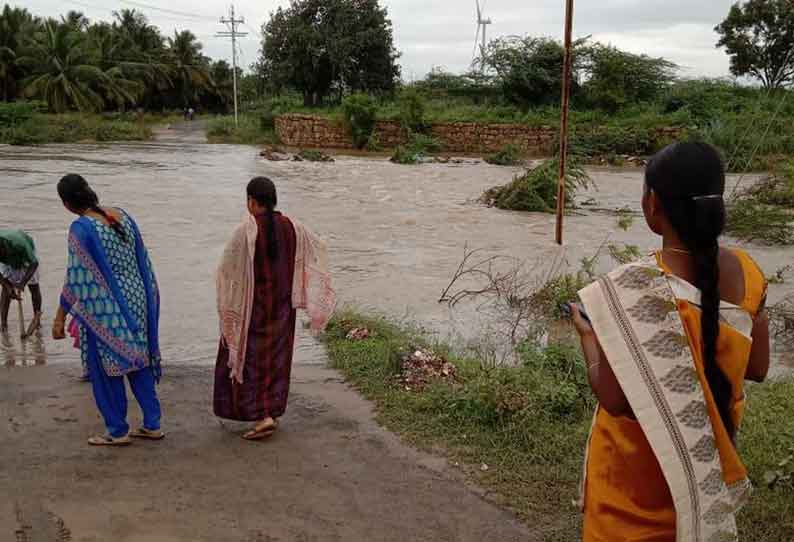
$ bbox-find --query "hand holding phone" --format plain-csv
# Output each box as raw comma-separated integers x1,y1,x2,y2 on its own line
560,302,590,324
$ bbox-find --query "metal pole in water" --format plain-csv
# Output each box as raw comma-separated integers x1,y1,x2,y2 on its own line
555,0,575,245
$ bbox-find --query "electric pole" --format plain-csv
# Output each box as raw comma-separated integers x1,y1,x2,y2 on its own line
218,4,247,126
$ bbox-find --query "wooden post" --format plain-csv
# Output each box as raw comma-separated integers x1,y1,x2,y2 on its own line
17,297,25,340
555,0,575,245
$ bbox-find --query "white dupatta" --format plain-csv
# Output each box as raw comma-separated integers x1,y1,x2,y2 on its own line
216,214,336,384
578,256,751,542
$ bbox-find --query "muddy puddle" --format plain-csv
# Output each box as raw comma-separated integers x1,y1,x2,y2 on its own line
1,141,791,374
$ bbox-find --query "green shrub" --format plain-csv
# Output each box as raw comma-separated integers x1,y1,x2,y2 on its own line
258,96,298,130
390,132,442,164
485,143,524,166
397,87,427,133
342,93,379,149
480,156,591,212
0,101,47,127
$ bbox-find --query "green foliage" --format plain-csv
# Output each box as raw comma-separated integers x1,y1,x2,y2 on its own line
0,100,45,126
396,87,426,133
580,44,677,112
390,132,442,164
0,7,228,113
0,113,149,145
485,143,524,166
342,93,378,149
258,0,400,106
716,0,794,89
737,379,794,541
726,162,794,245
297,149,334,162
481,157,591,212
727,199,794,245
616,208,635,231
257,96,299,130
530,272,591,319
206,114,279,145
483,36,568,109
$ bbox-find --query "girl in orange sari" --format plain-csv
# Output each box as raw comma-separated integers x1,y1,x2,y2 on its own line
572,142,770,542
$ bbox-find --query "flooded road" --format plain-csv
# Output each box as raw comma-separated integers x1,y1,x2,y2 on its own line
1,139,792,372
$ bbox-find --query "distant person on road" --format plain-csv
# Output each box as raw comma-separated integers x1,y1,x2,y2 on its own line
571,142,770,541
0,229,43,337
53,174,164,446
188,107,195,121
214,177,336,440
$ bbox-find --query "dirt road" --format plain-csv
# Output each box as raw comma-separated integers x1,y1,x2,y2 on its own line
0,348,534,542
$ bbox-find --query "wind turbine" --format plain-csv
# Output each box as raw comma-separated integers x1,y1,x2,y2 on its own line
473,0,492,73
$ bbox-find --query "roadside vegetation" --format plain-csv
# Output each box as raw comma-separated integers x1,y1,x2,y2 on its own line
323,310,794,541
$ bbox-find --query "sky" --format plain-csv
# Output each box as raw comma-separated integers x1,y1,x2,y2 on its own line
16,0,739,80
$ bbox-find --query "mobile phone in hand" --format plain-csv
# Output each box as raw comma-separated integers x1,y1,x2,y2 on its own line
560,302,591,324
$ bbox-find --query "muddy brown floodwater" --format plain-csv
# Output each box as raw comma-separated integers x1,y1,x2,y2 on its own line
1,140,791,374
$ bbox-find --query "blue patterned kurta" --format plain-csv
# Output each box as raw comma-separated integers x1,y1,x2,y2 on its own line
62,211,161,379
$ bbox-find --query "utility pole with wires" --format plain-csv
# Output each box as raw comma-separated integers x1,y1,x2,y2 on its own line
217,4,247,126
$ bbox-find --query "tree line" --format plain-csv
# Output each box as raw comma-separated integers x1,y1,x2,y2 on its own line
0,5,234,113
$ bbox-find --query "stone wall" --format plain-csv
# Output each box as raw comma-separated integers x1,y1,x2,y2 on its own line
274,114,681,156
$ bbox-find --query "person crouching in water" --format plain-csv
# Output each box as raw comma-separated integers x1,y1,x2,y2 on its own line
0,229,43,337
214,177,336,440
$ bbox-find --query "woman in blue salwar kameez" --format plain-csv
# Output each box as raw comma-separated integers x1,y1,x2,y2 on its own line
52,174,164,446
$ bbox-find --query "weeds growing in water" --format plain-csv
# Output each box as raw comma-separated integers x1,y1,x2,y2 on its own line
726,163,794,245
485,143,524,166
616,207,635,231
390,132,443,164
480,156,591,212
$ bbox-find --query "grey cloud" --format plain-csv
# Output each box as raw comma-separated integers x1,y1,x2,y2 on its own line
21,0,737,79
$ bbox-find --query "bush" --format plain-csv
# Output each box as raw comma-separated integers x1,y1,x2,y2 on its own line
481,156,591,212
397,87,427,133
0,101,47,127
257,96,299,130
390,132,442,164
485,143,524,166
342,93,379,149
206,114,279,145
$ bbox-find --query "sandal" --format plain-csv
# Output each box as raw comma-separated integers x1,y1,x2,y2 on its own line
130,427,165,440
242,420,278,441
88,434,132,446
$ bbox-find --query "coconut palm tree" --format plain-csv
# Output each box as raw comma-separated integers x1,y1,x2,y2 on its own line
0,5,34,101
167,30,212,107
19,21,108,112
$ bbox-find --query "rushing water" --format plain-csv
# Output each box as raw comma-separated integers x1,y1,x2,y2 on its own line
1,139,791,373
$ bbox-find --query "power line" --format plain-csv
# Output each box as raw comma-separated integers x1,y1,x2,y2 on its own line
116,0,217,22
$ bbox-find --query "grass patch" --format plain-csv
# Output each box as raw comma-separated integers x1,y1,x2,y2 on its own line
323,310,592,538
323,309,794,540
207,115,279,145
480,156,591,212
737,379,794,541
0,113,152,144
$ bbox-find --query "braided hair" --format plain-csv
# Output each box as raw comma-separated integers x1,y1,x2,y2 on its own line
57,174,127,242
645,142,735,439
247,177,279,261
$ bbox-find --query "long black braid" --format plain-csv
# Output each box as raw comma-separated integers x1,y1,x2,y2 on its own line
646,142,735,439
247,177,279,261
57,174,127,242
